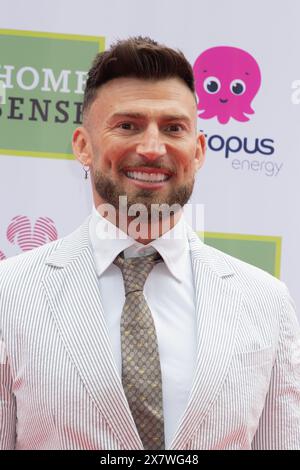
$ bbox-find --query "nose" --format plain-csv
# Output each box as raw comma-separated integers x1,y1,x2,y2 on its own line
136,125,166,160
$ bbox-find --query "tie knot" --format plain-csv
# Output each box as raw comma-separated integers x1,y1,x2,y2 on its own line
114,251,162,295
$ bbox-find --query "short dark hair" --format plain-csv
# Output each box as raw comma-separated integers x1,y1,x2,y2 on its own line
83,36,195,114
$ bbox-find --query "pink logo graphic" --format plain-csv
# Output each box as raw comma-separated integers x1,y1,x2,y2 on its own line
0,250,6,261
193,46,261,124
6,216,58,252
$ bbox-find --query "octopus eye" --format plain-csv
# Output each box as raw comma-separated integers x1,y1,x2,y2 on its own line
203,76,221,94
230,79,246,95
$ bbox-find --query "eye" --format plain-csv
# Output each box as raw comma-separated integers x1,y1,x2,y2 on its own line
165,123,184,133
203,76,221,94
230,79,246,95
118,122,137,130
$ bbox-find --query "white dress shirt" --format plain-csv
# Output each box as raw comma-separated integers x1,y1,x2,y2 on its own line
89,206,197,448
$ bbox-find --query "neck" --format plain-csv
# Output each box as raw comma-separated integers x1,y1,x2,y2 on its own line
95,200,182,244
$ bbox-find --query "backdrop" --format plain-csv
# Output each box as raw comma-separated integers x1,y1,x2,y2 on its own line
0,0,299,318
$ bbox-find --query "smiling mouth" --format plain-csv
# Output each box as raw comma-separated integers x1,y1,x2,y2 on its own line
220,99,228,104
123,167,172,183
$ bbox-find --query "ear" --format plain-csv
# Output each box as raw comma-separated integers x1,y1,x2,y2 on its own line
194,132,206,172
72,126,92,167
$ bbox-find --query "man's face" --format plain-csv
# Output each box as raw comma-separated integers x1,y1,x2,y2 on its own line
75,77,205,214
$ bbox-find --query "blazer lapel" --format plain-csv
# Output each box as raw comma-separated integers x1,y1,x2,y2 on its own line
42,219,143,450
169,228,243,450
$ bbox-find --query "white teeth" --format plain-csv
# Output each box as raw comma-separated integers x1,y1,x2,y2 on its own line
125,171,169,182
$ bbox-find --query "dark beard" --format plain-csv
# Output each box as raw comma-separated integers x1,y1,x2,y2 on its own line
93,170,194,220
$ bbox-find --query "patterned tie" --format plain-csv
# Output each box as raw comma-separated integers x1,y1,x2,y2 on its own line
114,250,165,450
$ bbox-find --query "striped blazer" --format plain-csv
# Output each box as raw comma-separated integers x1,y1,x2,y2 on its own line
0,217,299,450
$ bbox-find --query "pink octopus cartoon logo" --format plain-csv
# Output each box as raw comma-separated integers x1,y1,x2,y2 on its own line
193,46,261,124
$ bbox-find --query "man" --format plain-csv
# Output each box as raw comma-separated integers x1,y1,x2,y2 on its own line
0,37,299,450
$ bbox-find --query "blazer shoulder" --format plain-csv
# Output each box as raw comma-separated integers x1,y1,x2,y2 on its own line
200,240,289,298
0,218,89,290
0,237,61,286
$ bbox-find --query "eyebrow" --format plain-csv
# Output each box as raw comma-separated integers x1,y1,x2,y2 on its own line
108,112,192,123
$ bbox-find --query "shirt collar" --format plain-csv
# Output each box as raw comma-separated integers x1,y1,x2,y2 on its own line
89,206,190,282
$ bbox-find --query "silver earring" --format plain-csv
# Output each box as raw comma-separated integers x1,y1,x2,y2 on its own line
83,165,90,179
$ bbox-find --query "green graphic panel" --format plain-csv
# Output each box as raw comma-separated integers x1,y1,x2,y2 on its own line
0,30,105,159
203,233,281,278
